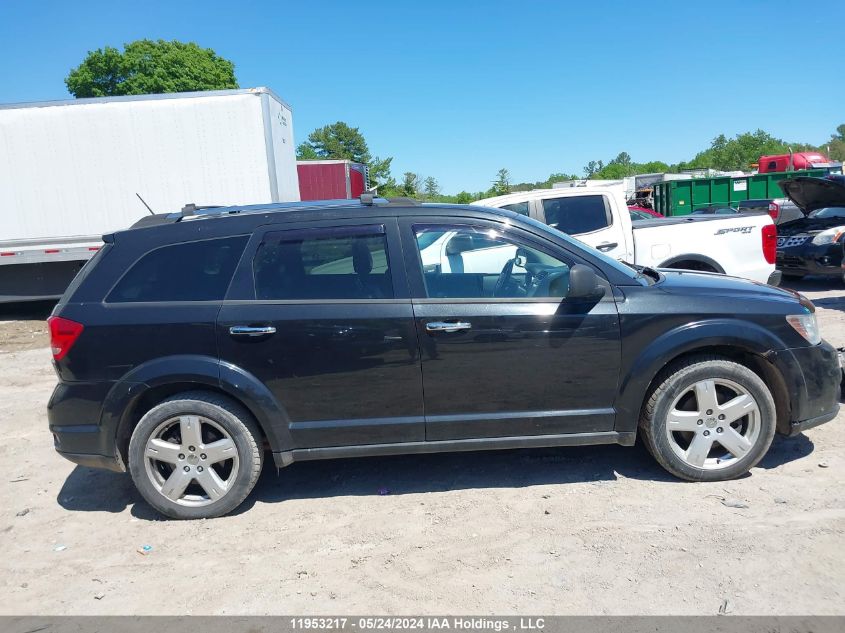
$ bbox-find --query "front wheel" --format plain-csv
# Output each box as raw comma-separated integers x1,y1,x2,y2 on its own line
640,356,776,481
128,391,264,519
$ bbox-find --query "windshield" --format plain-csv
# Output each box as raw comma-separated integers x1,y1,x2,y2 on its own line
808,206,845,219
515,213,640,280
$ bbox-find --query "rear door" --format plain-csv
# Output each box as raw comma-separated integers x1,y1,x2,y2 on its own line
400,216,622,441
217,218,424,449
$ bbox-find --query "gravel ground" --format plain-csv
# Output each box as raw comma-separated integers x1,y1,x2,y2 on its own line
0,280,842,615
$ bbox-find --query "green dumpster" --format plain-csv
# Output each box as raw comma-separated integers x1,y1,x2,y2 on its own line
653,169,830,216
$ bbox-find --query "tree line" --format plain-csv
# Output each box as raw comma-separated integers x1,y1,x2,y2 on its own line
65,39,845,201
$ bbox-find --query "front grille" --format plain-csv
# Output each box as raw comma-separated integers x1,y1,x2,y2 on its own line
777,236,808,248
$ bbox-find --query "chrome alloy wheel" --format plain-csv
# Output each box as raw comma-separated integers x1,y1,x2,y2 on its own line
143,415,239,506
664,378,761,470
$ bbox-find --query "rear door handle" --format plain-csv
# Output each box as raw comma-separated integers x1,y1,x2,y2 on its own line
229,325,276,337
596,242,618,252
425,321,472,333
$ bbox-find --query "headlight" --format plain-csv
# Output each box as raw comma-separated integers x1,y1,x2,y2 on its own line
810,226,845,245
786,312,821,345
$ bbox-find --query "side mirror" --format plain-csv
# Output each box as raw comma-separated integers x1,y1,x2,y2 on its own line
514,247,529,268
567,264,604,299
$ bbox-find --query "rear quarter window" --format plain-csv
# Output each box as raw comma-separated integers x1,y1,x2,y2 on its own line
107,236,248,303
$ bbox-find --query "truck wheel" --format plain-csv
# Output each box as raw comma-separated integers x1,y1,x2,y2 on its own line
640,356,776,482
128,391,264,519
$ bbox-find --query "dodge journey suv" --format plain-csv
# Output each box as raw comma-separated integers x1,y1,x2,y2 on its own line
48,197,841,518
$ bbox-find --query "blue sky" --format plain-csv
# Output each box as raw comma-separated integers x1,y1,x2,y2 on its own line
1,1,842,193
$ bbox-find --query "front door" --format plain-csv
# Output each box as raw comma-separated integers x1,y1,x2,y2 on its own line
217,220,424,449
402,218,622,441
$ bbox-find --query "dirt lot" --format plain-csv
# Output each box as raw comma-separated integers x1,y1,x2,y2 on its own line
0,281,842,616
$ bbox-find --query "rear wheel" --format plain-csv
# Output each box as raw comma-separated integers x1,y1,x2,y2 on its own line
640,356,776,481
128,391,264,519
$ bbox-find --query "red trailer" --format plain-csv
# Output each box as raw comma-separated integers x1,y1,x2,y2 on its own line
297,159,369,200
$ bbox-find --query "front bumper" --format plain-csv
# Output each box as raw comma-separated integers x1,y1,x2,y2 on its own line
768,340,841,436
776,240,844,277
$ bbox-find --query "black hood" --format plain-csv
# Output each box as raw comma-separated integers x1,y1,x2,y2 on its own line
778,175,845,213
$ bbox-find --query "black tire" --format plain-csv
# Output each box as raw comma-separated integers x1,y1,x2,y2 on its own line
781,274,805,282
128,391,264,519
639,355,776,482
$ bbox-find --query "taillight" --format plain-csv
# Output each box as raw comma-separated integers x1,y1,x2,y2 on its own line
47,316,84,361
762,224,777,265
768,202,779,220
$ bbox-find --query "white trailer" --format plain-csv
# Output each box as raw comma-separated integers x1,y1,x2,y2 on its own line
0,87,298,302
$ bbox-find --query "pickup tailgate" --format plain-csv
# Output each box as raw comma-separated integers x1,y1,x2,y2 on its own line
631,213,776,284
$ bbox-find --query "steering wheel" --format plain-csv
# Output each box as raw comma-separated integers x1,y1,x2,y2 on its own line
493,258,516,297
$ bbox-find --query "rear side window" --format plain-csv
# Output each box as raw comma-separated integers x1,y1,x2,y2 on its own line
541,195,611,235
253,226,393,300
501,202,530,216
107,236,248,303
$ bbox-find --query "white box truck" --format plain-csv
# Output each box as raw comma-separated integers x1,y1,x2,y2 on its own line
0,87,298,302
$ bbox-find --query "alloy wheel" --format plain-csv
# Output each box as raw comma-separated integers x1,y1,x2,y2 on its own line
664,378,761,470
143,415,240,506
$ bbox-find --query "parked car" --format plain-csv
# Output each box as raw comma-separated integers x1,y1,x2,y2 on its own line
628,205,663,219
738,198,804,225
476,188,779,284
629,208,656,221
47,197,840,518
776,175,845,283
691,205,739,215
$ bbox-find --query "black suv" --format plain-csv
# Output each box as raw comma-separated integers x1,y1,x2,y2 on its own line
47,198,841,518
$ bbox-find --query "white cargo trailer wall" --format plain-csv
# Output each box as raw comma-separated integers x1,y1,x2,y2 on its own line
0,88,298,244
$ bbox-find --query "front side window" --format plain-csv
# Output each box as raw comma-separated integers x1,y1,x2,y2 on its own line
107,236,248,303
253,226,393,300
414,225,573,299
541,194,611,235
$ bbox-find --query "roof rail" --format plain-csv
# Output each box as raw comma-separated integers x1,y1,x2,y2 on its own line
178,203,225,220
385,197,422,206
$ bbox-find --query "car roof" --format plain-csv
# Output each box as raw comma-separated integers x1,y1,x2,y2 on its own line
116,197,520,242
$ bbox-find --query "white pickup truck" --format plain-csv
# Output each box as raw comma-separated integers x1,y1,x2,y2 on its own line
475,186,779,284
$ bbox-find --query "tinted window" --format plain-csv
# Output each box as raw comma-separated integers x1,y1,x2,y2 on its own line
107,236,247,303
414,225,574,299
501,202,530,216
541,195,610,234
808,207,845,219
254,227,393,300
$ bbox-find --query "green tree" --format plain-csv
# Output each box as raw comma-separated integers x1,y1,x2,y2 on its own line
824,124,845,161
296,121,393,188
492,168,511,196
583,160,604,177
399,172,420,197
678,130,792,171
65,39,238,97
422,176,440,199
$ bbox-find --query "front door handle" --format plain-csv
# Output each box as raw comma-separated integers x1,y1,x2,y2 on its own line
229,325,276,337
425,321,472,334
596,242,618,252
